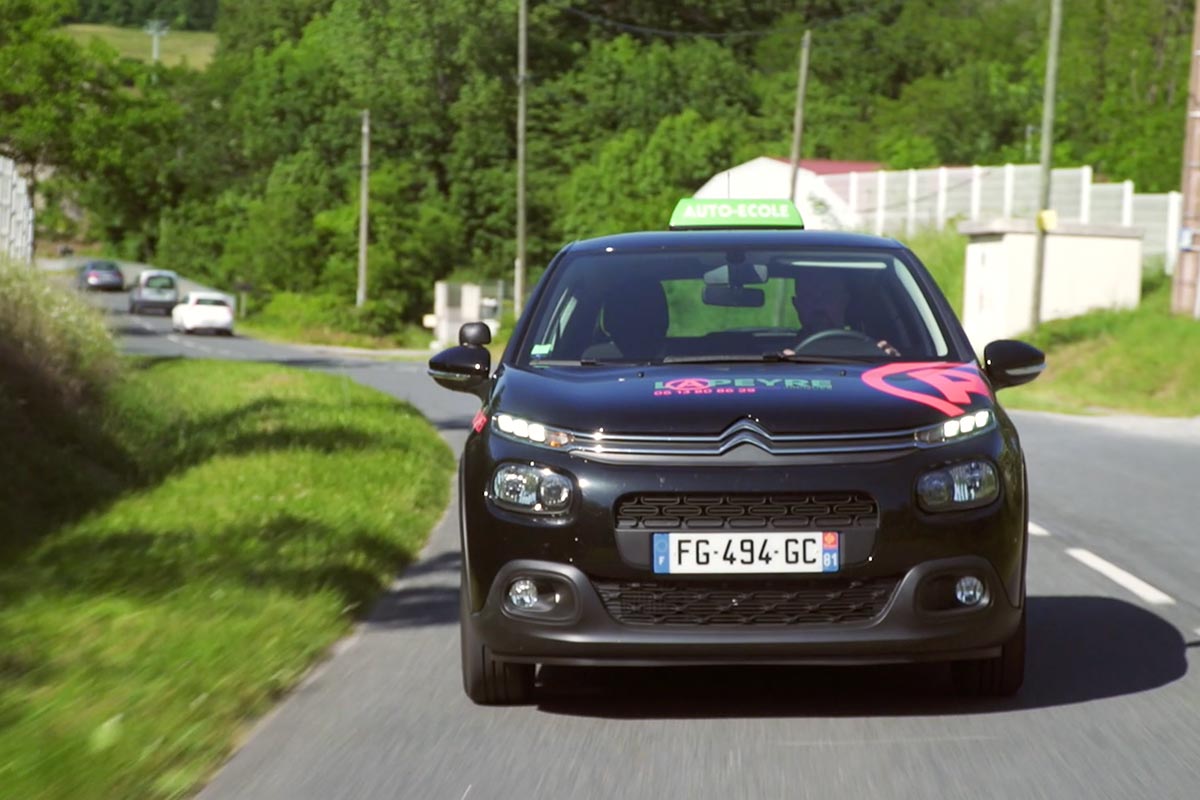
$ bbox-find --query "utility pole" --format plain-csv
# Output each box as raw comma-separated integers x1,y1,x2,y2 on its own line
1031,0,1063,329
514,0,528,318
144,20,168,63
1173,0,1200,317
356,109,370,308
788,30,813,204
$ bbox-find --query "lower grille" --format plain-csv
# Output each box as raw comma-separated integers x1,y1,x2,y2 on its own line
614,492,878,531
594,577,899,626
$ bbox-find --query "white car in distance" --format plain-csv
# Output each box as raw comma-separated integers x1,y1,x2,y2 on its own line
172,291,235,336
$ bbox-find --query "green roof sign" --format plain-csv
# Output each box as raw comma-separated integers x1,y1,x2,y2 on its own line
669,198,805,230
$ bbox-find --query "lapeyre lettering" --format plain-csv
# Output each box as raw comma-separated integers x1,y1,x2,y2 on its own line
655,377,832,391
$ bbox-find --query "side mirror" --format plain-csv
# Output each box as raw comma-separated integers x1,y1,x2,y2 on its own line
983,339,1045,390
459,322,491,346
429,345,491,398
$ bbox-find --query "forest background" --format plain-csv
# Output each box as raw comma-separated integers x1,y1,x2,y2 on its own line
3,0,1193,331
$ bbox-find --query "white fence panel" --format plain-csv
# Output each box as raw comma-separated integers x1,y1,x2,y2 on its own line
822,160,1178,271
0,157,34,263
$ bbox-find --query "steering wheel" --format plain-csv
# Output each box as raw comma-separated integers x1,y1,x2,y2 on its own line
793,328,879,351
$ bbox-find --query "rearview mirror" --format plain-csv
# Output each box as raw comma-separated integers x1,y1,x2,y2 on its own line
702,285,765,308
983,339,1045,389
459,322,491,346
428,345,491,399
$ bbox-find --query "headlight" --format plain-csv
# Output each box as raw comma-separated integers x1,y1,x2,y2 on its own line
491,463,574,515
916,460,999,512
493,413,577,448
914,409,993,446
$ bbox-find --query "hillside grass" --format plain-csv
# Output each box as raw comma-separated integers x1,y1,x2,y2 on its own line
62,24,217,70
1003,272,1200,416
239,291,433,352
0,358,454,799
0,265,454,798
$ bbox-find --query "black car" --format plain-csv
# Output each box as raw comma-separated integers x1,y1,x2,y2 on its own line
429,199,1045,705
76,260,125,292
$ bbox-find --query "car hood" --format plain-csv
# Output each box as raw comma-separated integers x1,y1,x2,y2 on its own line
492,361,995,436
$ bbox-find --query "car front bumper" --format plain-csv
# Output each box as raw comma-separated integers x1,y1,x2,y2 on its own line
470,555,1021,667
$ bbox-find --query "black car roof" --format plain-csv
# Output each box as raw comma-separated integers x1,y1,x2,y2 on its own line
565,228,906,253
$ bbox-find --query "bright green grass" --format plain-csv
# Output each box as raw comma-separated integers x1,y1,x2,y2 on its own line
62,24,217,70
1002,274,1200,416
0,359,453,799
240,292,433,352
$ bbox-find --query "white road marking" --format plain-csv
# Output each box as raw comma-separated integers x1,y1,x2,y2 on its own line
460,786,472,800
167,334,181,343
1029,521,1050,537
1065,548,1176,606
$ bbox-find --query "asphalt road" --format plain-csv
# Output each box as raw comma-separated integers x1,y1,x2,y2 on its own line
80,284,1200,800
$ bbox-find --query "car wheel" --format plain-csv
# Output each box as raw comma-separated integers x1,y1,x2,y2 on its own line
951,608,1025,697
460,585,535,705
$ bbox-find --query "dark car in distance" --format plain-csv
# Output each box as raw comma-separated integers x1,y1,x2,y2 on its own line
429,199,1045,705
76,260,125,292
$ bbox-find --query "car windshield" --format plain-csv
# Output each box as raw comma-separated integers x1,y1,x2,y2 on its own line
196,298,228,306
145,276,175,289
519,246,955,366
87,262,120,273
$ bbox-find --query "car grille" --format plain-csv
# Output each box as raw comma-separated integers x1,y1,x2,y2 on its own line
594,577,899,626
614,492,878,531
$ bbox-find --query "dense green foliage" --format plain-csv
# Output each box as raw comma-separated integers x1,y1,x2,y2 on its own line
6,0,1195,332
67,0,217,30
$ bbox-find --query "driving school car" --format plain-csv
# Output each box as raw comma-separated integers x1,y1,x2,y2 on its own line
429,198,1045,705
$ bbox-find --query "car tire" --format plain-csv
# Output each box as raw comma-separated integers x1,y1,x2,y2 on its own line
951,608,1025,697
460,586,535,705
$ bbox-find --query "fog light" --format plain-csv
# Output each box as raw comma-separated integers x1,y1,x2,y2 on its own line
508,579,539,609
955,576,985,606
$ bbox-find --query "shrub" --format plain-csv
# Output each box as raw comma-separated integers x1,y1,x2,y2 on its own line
0,258,117,413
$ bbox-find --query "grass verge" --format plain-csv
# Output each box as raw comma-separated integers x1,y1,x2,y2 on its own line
61,24,217,70
239,291,433,352
1002,273,1200,416
0,359,454,799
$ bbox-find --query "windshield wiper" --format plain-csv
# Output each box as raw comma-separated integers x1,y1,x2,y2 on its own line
661,354,782,364
530,358,652,367
765,352,883,364
661,353,881,365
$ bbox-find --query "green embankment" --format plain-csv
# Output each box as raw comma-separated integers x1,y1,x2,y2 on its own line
1,262,454,799
1002,272,1200,416
61,24,216,69
237,291,433,352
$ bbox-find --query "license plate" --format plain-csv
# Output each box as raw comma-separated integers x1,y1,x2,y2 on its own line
652,531,839,574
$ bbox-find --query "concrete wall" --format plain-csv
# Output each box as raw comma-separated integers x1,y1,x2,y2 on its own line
958,219,1142,351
